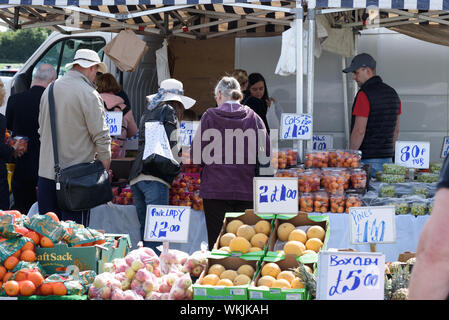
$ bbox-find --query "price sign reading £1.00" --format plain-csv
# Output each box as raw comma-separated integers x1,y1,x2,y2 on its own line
395,141,430,169
280,113,312,140
105,111,123,136
317,251,385,300
144,205,191,243
253,177,298,215
349,206,396,244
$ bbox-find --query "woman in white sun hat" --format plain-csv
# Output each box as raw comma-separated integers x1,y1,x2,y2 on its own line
129,78,195,251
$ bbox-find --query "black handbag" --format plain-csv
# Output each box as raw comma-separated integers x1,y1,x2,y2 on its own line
48,82,113,212
141,105,181,181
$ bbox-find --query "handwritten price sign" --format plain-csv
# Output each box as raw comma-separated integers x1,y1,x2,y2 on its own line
395,141,430,169
317,251,385,300
180,121,199,147
349,206,396,244
312,135,333,151
144,205,191,243
253,177,298,214
280,114,312,140
105,111,123,136
441,137,449,159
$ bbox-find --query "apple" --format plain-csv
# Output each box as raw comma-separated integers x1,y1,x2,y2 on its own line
125,254,136,266
121,278,131,290
131,259,144,272
135,269,151,282
192,265,203,277
134,288,146,298
142,279,154,294
170,286,185,300
88,286,101,299
93,275,108,289
131,279,142,290
111,288,125,300
100,286,112,300
125,267,136,280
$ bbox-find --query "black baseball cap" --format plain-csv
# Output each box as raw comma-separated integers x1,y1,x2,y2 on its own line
343,53,377,73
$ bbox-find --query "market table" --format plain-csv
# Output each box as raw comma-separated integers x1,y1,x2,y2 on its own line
311,213,429,262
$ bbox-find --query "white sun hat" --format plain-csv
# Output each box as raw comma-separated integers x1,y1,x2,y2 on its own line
65,49,108,74
146,78,196,110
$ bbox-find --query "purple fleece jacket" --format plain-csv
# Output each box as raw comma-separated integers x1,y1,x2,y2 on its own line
190,102,270,201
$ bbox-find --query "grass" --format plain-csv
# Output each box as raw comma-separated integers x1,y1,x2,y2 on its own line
0,63,23,70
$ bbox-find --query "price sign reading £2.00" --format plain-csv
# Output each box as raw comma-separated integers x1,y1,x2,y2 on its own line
253,177,298,215
144,205,191,243
280,113,312,140
349,206,396,244
105,111,123,136
395,141,430,169
317,251,385,300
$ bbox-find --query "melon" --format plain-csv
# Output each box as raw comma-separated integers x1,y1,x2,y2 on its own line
277,223,296,242
303,249,317,256
306,225,326,242
248,247,262,252
233,274,251,286
201,274,220,286
219,233,236,247
220,270,238,282
208,264,225,277
291,277,305,289
283,240,306,256
277,271,295,284
257,275,276,287
226,220,244,234
288,229,307,244
219,246,231,253
261,263,281,278
229,236,251,254
237,265,255,278
254,220,271,236
271,279,291,289
250,233,268,249
216,279,234,287
236,224,256,241
305,238,323,253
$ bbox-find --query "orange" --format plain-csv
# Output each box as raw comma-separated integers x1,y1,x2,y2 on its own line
45,212,60,223
39,283,53,296
0,266,6,280
14,270,29,282
24,231,40,246
22,241,35,252
3,272,13,282
27,271,44,288
52,282,67,296
19,280,36,296
12,250,21,259
40,236,54,248
20,250,36,262
4,256,19,271
4,280,19,296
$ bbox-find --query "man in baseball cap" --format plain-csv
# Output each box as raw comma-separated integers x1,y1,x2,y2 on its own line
344,53,402,178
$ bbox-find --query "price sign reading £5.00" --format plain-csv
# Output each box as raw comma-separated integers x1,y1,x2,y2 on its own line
316,251,385,300
395,141,430,169
144,205,191,243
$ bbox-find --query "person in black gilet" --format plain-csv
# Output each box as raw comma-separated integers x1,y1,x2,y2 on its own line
343,53,401,178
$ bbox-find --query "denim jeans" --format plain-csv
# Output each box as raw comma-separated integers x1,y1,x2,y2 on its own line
131,180,169,253
362,158,393,178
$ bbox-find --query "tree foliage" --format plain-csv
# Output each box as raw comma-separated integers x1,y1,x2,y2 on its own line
0,28,52,63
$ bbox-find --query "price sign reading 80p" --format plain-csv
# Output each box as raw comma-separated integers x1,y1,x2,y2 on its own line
395,141,430,169
317,251,385,300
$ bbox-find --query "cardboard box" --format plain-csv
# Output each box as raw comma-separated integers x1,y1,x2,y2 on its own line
35,234,131,275
266,213,330,263
398,251,415,263
211,209,275,260
110,157,135,181
192,256,260,300
248,255,312,300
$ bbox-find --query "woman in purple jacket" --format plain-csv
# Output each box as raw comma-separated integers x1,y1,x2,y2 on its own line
190,76,270,250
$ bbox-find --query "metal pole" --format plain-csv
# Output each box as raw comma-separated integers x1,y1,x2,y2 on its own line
295,1,304,162
306,8,316,151
342,56,350,148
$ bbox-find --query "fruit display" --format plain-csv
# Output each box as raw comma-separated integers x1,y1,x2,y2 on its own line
430,162,443,174
274,168,298,178
271,149,297,169
380,174,405,183
380,185,396,197
388,201,409,215
313,191,329,213
111,139,121,159
199,263,255,287
299,193,313,213
416,172,439,183
170,173,203,210
345,194,362,213
304,151,328,168
298,170,321,193
216,219,271,254
321,170,346,194
112,185,134,205
413,186,429,198
351,168,367,189
382,163,407,175
330,194,346,213
254,263,312,290
274,223,325,257
328,150,361,168
410,202,427,216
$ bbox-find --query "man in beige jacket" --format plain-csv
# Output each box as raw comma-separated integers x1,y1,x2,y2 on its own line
38,49,111,226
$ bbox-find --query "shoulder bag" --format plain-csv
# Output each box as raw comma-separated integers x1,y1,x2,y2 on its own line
48,83,113,212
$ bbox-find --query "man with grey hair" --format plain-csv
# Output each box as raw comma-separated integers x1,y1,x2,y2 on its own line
6,63,56,214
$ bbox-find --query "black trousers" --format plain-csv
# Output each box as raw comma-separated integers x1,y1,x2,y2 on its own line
203,198,253,251
11,176,37,215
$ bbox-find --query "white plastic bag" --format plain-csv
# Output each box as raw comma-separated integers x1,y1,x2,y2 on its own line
143,121,177,162
266,100,284,131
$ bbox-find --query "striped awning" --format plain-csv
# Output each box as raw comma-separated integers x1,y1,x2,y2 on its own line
0,1,296,38
309,0,449,10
